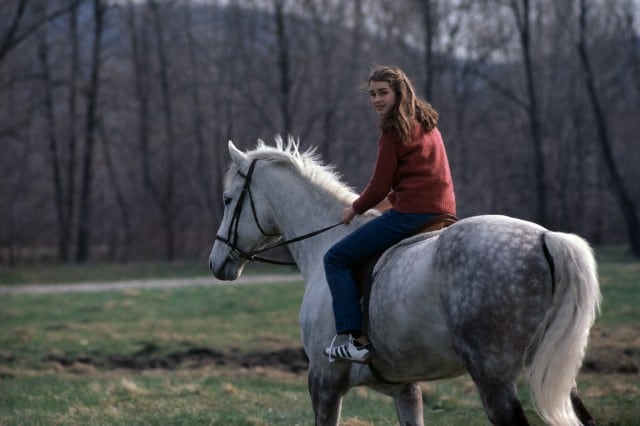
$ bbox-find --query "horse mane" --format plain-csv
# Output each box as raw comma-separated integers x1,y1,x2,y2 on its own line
227,135,357,204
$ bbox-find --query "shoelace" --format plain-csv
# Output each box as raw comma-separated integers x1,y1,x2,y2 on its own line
326,334,339,363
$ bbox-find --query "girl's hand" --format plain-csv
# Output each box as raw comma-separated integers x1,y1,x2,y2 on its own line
341,206,357,224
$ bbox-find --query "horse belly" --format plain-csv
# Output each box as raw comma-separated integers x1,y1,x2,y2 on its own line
367,239,464,381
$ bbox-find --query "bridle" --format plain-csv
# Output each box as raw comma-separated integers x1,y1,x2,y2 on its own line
214,159,343,265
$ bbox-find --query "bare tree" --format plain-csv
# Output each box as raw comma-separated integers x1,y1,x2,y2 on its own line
229,0,302,137
0,0,29,66
450,1,548,223
576,0,640,257
299,0,365,160
0,0,83,67
37,29,68,261
75,0,106,261
125,0,152,193
435,2,478,205
0,115,34,265
35,1,84,262
508,0,547,224
274,0,293,134
1,0,638,262
149,0,179,260
420,0,436,99
98,123,133,260
183,3,216,219
65,2,80,258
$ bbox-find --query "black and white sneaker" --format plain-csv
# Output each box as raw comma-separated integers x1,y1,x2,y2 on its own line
324,334,371,364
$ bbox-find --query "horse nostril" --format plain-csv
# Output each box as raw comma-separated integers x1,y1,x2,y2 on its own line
209,259,213,272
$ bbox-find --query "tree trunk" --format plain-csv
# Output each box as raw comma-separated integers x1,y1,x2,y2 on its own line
150,0,177,260
98,124,132,260
421,0,435,100
76,0,105,262
510,0,547,225
65,4,80,260
274,0,292,133
127,0,153,195
184,4,215,217
38,30,69,262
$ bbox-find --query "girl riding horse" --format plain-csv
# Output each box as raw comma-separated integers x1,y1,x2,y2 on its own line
323,65,456,363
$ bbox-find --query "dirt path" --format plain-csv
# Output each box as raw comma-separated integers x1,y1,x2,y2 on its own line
0,273,304,295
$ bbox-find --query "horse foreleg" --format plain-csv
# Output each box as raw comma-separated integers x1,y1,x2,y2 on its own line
307,366,349,426
391,382,424,426
571,386,596,426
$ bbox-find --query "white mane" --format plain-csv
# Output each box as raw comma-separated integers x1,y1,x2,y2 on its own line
227,135,357,204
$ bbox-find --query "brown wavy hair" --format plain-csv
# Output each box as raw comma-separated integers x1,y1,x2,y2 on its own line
368,65,439,144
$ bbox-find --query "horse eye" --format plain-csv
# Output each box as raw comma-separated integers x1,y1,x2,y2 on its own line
223,196,232,206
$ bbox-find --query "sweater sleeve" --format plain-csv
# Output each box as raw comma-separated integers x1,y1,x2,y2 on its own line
352,134,398,214
388,191,397,205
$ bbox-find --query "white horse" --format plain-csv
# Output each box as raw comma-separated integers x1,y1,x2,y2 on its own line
209,136,601,426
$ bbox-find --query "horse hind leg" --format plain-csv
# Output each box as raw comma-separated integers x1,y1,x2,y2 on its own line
571,386,596,426
460,354,529,426
472,378,529,426
452,336,530,425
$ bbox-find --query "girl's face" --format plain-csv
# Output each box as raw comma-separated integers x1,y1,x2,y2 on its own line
369,80,396,117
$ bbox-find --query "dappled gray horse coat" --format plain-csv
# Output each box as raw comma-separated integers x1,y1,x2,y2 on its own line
209,137,600,426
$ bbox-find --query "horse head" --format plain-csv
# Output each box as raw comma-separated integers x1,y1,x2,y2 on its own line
209,141,280,280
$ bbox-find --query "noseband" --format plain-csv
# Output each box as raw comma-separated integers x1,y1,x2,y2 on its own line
214,159,343,265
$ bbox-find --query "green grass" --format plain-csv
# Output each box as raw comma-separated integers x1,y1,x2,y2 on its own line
1,372,312,425
594,247,640,327
0,282,305,367
0,247,638,425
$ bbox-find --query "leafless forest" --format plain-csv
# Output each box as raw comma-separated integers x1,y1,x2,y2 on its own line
1,0,639,264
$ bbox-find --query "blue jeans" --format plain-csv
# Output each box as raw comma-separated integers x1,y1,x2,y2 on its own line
324,210,437,335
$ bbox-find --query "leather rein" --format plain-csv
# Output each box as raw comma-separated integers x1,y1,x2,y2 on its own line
214,159,343,265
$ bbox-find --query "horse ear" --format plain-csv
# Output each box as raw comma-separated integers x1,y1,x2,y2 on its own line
228,140,248,167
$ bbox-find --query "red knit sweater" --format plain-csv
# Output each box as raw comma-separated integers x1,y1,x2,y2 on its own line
352,125,456,216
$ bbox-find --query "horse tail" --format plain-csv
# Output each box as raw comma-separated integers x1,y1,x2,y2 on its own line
527,232,601,426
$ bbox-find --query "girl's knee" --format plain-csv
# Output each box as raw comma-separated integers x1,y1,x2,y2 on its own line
324,248,337,269
324,246,350,271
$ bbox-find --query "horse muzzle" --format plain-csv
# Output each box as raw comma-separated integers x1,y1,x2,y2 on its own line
209,245,245,281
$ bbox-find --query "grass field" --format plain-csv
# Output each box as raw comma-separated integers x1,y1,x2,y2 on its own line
0,248,639,425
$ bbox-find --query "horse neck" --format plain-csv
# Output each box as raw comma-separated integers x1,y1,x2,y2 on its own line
256,163,352,278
